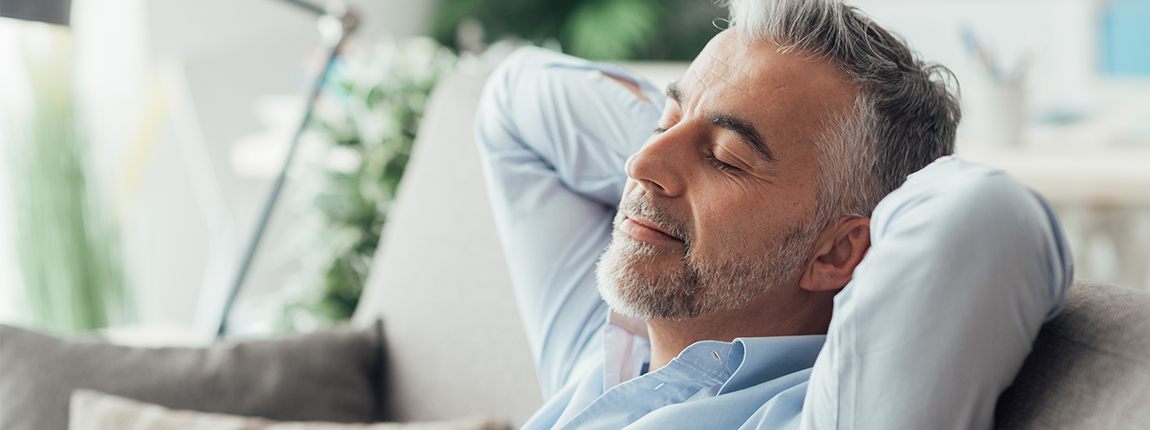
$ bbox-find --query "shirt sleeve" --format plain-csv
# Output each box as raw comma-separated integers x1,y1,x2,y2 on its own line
474,47,664,398
800,157,1074,429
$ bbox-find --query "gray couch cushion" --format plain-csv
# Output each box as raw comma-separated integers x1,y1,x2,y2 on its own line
0,321,383,430
995,281,1150,429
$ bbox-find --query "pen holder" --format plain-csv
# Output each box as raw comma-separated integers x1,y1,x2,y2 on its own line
985,76,1027,148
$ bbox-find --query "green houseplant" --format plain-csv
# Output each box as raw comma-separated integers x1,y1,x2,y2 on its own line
276,38,457,331
5,29,131,333
432,0,726,60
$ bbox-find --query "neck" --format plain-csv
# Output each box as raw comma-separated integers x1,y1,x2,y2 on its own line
645,286,835,371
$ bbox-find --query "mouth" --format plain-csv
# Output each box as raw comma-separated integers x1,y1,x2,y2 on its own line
619,215,683,245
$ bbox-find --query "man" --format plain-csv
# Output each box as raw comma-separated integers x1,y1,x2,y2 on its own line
474,0,1073,428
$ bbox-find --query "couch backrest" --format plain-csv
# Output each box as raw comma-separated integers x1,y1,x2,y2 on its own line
995,281,1150,429
352,70,543,425
353,68,1150,428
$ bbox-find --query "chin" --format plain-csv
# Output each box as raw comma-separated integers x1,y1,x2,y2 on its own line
595,234,698,320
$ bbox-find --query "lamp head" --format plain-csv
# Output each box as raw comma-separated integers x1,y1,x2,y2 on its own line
0,0,72,26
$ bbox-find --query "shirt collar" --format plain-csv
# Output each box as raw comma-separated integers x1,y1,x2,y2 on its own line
718,335,826,395
604,311,826,393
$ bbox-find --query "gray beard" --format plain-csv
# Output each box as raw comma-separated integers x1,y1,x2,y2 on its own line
595,209,817,321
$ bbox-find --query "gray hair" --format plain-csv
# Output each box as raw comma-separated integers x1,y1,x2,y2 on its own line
722,0,961,225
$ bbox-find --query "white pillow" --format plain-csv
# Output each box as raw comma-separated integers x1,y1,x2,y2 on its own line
69,390,506,430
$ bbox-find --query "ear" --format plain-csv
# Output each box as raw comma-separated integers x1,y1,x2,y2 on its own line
798,217,871,293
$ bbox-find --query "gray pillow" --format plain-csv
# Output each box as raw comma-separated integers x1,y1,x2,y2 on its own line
0,321,384,430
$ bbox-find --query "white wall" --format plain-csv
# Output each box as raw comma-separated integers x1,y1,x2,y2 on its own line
856,0,1101,142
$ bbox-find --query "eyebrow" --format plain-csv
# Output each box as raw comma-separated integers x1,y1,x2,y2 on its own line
665,81,775,163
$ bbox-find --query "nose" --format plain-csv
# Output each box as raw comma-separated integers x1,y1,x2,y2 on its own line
625,130,687,198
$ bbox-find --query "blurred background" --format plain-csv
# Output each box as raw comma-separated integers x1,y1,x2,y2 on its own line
0,0,1146,339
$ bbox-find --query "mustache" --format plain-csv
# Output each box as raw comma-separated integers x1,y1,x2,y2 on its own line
617,192,691,244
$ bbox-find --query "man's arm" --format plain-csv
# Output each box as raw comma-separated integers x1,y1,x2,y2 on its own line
800,157,1074,429
474,47,663,397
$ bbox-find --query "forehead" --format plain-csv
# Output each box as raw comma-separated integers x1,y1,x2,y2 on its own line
678,30,856,149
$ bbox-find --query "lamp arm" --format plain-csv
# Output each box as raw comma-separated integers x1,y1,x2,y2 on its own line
215,1,358,337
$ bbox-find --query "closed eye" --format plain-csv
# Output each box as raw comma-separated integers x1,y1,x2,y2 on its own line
706,154,738,172
652,127,739,172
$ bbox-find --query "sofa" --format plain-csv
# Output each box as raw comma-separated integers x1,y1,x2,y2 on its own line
352,66,1150,428
3,65,1148,429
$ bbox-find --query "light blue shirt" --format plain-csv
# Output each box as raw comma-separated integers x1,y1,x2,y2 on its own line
474,47,1073,430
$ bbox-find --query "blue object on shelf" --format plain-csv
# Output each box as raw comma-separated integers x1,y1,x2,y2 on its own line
1102,0,1150,76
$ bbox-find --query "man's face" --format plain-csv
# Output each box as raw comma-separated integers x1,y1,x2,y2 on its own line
596,30,857,321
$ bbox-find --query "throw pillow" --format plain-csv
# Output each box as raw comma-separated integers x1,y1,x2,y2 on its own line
69,389,506,430
0,322,383,430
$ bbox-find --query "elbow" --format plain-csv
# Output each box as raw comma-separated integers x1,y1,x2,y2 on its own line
474,46,552,152
876,160,1074,320
480,47,553,118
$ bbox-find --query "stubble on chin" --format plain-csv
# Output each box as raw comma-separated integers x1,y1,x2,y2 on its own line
595,229,701,321
594,208,819,322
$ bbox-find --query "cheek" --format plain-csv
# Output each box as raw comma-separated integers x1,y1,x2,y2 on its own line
692,192,772,248
690,186,809,255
